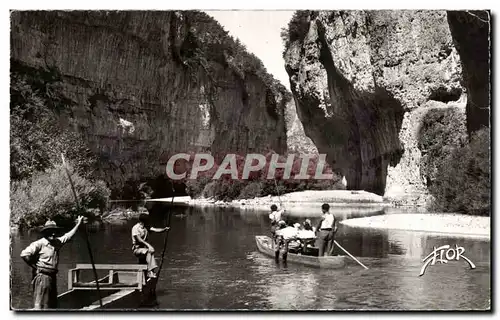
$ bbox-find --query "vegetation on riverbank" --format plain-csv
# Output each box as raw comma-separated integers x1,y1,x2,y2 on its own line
430,128,490,216
418,107,490,216
10,64,111,229
10,163,110,229
184,151,345,202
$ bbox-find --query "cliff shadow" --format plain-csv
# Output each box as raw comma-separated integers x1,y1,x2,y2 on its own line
316,20,405,196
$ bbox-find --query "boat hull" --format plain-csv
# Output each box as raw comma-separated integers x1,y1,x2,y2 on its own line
57,265,157,310
58,278,156,310
255,235,346,269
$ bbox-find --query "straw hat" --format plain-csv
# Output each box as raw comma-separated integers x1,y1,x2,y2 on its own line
40,220,62,234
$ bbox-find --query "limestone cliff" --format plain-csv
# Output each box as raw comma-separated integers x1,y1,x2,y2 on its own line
447,11,491,134
283,10,490,204
285,99,318,155
10,11,289,197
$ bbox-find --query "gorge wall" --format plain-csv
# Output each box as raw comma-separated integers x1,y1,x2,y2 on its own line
283,10,490,204
285,99,319,155
10,11,289,197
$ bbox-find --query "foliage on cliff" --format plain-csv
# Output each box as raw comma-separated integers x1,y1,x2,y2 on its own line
280,11,314,56
180,11,292,107
10,62,111,227
10,62,97,180
419,109,490,216
430,128,490,216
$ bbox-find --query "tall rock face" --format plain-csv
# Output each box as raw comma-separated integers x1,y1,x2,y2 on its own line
283,10,469,201
10,11,288,197
285,99,319,155
447,11,491,135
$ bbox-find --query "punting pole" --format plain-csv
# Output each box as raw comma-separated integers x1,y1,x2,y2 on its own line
61,154,103,307
157,182,175,276
334,240,369,270
273,177,283,207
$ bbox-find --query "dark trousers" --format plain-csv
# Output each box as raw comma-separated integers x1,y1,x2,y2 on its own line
317,230,334,257
32,272,57,309
274,236,289,262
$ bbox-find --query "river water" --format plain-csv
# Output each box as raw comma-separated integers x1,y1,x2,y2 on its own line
10,204,490,310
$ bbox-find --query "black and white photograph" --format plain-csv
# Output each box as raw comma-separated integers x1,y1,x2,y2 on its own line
8,7,491,311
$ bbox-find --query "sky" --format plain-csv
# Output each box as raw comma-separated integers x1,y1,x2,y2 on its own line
205,11,295,90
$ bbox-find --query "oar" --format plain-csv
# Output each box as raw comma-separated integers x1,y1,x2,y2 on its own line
61,154,103,307
334,240,369,270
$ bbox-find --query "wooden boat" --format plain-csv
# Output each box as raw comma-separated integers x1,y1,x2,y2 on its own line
57,264,157,310
255,235,346,269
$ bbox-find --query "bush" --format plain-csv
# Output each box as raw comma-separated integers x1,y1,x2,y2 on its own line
201,181,218,199
238,181,263,199
186,175,212,198
281,11,313,55
10,63,98,181
182,151,343,202
10,163,111,229
430,128,490,215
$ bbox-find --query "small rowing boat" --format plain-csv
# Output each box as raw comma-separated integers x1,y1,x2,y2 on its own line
57,264,157,310
255,235,346,269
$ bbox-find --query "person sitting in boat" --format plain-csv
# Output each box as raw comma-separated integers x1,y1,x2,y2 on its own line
269,204,285,241
286,222,315,255
20,216,84,309
303,219,315,232
287,223,305,253
131,213,170,279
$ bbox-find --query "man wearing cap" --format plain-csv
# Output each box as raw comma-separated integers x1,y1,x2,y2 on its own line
20,216,84,309
131,213,170,279
316,203,338,256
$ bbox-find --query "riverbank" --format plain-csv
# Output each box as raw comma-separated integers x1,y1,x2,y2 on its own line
148,190,391,215
341,213,490,239
148,192,490,239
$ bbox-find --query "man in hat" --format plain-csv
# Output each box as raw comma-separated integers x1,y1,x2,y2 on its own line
131,213,170,279
20,216,84,309
316,203,338,256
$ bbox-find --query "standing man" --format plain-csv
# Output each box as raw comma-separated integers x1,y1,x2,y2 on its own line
269,204,286,259
268,204,285,247
316,203,338,256
131,213,170,279
20,216,84,309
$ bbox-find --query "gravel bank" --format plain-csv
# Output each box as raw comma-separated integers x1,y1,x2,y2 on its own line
341,213,490,239
148,190,391,215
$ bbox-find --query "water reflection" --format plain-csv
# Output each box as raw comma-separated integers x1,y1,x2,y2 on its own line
10,203,490,310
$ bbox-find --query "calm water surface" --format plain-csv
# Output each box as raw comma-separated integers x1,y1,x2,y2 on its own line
10,204,490,310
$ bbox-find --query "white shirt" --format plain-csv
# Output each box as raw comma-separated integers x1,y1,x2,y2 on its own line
131,223,149,247
269,209,284,223
275,226,298,239
20,233,71,272
320,212,335,230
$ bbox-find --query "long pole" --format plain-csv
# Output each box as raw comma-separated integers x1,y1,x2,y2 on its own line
61,154,103,307
273,177,283,207
157,182,175,276
333,240,368,270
